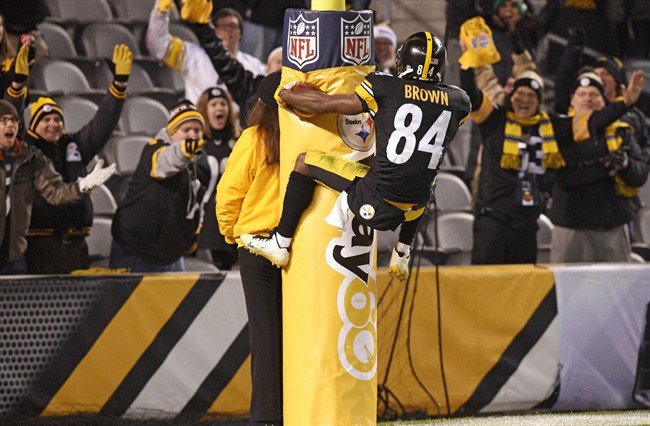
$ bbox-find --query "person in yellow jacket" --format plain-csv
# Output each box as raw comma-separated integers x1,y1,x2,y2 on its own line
215,71,283,426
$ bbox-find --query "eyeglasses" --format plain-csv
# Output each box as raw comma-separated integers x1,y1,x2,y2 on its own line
573,91,602,99
216,23,240,31
0,116,19,126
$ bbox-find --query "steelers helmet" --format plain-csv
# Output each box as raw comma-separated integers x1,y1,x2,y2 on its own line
396,32,446,83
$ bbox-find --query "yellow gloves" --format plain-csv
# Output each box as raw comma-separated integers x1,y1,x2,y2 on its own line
458,16,501,69
13,45,34,83
181,0,212,24
157,0,175,14
112,44,133,83
181,138,206,157
388,246,410,282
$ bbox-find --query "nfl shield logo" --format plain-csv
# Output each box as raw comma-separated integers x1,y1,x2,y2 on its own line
341,14,372,66
287,14,319,69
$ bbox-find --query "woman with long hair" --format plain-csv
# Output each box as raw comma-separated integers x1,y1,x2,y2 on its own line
216,71,283,426
195,85,242,270
0,13,16,73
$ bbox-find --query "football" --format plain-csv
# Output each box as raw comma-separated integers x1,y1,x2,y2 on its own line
292,82,322,92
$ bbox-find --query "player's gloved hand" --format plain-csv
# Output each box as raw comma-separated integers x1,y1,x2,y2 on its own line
111,44,133,83
181,0,212,24
157,0,175,14
13,44,34,83
181,138,206,157
78,160,117,193
388,246,410,282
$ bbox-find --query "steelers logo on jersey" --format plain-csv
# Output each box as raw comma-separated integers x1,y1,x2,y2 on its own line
359,204,375,220
337,112,375,152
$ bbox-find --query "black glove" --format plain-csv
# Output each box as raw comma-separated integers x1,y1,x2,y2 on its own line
181,138,206,157
603,147,629,174
568,26,586,54
511,28,526,55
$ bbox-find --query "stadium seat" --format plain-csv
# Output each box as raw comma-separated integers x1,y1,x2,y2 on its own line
432,172,472,213
94,61,180,108
427,212,474,265
80,22,142,58
108,0,179,22
46,0,114,22
37,21,77,58
117,96,169,135
537,214,553,264
55,95,100,134
30,59,106,104
86,216,113,262
91,184,118,217
100,134,149,176
99,134,150,202
447,119,473,167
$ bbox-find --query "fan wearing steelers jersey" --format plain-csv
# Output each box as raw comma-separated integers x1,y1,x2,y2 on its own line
241,32,471,281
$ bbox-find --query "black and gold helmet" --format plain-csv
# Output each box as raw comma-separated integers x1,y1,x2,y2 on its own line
396,31,446,83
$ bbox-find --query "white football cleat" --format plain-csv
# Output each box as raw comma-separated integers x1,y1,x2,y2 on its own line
240,232,290,268
388,247,410,282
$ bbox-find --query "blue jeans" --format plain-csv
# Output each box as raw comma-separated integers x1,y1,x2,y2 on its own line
1,254,28,275
108,241,184,273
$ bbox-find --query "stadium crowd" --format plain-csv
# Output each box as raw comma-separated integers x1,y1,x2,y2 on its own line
0,0,646,269
0,1,648,424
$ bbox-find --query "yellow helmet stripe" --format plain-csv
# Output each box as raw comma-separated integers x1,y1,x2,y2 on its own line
421,31,433,80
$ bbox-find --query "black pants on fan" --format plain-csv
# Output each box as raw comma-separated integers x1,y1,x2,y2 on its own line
238,248,283,425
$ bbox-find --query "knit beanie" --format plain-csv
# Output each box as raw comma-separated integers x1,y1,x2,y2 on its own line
593,56,626,86
570,70,605,96
374,24,397,50
493,0,527,14
0,100,19,119
166,100,205,136
258,70,282,107
512,70,544,101
29,97,64,132
206,86,229,102
267,46,283,66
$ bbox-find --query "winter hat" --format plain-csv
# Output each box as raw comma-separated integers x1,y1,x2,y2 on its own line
206,86,229,102
166,100,205,135
29,97,64,132
0,100,19,119
512,70,544,101
593,56,626,86
258,70,282,107
493,0,527,14
374,24,397,50
267,46,283,65
571,70,605,96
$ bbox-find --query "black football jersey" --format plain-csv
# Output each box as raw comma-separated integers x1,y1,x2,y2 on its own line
355,72,471,204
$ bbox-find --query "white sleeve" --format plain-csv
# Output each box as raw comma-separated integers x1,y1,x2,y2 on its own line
146,3,219,103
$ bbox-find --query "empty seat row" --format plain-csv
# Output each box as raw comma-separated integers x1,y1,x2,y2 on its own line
38,19,197,63
29,58,183,108
46,0,180,24
24,95,170,136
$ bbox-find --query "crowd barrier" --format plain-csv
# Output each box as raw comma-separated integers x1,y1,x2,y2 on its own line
0,264,648,421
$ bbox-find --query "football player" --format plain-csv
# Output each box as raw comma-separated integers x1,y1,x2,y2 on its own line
241,32,472,281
